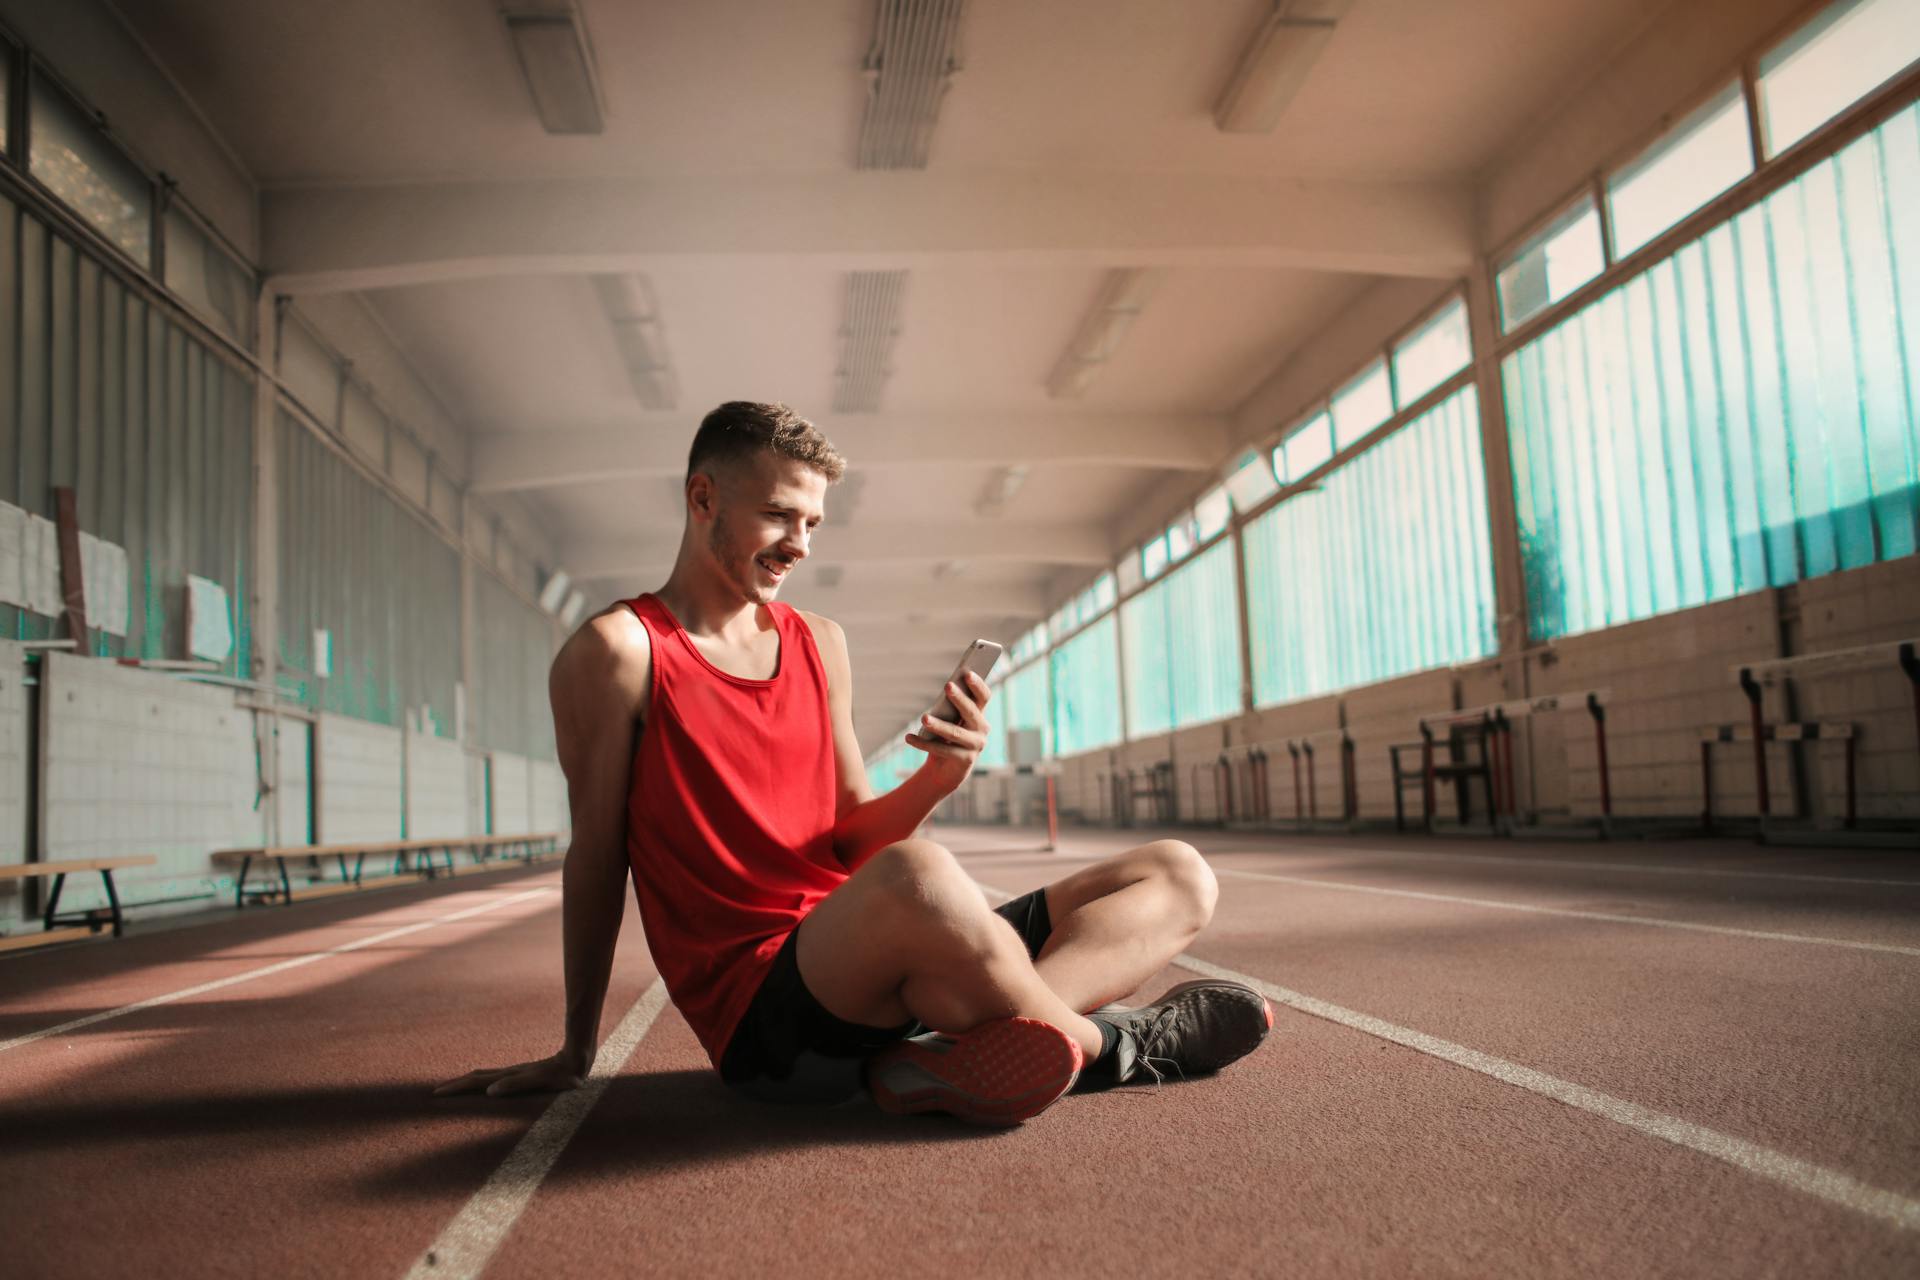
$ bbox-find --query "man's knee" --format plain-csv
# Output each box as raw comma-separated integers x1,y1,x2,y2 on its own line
864,839,989,922
1145,839,1216,932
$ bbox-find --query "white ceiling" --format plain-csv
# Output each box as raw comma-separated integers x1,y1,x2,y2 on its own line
114,0,1680,753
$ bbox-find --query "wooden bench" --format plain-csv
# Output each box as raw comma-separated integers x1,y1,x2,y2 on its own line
1110,762,1174,827
0,856,158,952
1390,721,1495,832
1398,690,1612,835
211,832,564,908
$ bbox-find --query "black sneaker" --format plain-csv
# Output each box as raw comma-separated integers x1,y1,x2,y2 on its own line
1094,979,1274,1086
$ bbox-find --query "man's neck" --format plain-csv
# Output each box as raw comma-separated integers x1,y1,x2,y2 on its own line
654,554,767,643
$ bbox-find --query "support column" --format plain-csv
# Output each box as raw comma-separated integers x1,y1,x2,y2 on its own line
251,287,283,845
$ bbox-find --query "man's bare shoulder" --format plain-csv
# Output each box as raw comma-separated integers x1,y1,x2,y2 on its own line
551,604,652,711
794,608,847,656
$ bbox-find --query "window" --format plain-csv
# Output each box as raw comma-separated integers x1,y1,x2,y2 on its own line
1280,412,1335,482
1121,541,1241,737
1496,197,1605,331
1194,485,1232,542
1224,449,1279,510
1000,661,1053,762
1048,603,1073,639
1165,512,1197,563
1503,101,1920,640
1116,548,1144,594
1330,359,1393,449
1009,624,1047,666
1244,386,1495,706
1092,571,1117,613
1760,0,1920,156
1141,534,1170,580
1606,83,1754,259
1391,297,1471,407
1051,614,1122,755
28,72,152,267
164,203,255,346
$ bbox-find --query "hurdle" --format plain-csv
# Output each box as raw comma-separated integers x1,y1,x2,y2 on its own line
1278,729,1357,831
1412,690,1613,837
1727,638,1918,843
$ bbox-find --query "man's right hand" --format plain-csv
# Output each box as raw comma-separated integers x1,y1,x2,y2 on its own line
432,1048,590,1098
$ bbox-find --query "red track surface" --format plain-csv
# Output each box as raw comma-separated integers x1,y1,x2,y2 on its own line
3,829,1917,1277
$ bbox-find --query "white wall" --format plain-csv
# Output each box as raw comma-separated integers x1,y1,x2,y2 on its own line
488,751,531,834
316,714,403,844
274,717,312,845
0,645,32,928
40,654,265,915
405,728,471,839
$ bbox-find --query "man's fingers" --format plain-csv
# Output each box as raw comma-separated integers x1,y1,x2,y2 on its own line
433,1067,506,1097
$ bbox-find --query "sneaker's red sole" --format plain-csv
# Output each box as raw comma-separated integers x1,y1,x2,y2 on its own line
868,1017,1083,1126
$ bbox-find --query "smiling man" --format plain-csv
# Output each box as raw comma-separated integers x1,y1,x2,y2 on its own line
438,401,1273,1124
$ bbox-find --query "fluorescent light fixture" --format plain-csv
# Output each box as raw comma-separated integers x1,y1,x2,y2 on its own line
1214,1,1353,134
1047,269,1163,399
559,589,588,628
503,10,605,135
592,274,677,409
538,568,572,614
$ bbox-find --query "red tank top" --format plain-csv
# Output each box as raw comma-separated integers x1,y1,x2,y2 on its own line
622,593,846,1067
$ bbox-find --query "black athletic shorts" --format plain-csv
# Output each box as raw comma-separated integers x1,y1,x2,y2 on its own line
717,887,1054,1106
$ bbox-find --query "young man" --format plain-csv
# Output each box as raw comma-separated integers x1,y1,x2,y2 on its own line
438,402,1272,1125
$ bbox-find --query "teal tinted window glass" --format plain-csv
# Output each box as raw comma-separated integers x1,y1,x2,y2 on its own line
1001,660,1052,761
975,693,1009,770
1760,0,1920,156
1245,386,1495,706
1121,541,1240,735
1505,102,1920,641
1051,614,1122,755
1226,449,1280,509
1392,297,1471,406
1497,199,1605,331
1195,485,1232,541
1166,513,1196,562
1331,360,1393,449
1093,571,1117,612
867,742,919,794
1280,412,1334,481
1141,533,1170,580
1607,83,1753,258
29,75,151,268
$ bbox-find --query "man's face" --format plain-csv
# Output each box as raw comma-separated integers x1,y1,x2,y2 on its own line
696,452,828,605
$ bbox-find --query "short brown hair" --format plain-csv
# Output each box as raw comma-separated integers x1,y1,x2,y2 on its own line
687,402,845,482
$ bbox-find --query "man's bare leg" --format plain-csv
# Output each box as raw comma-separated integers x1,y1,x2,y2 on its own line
1027,838,1219,1013
795,839,1106,1058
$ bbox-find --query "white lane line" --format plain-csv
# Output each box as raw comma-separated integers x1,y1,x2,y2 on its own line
0,886,557,1055
976,876,1920,1230
1214,867,1920,958
1214,844,1920,890
403,980,669,1280
1170,951,1920,1232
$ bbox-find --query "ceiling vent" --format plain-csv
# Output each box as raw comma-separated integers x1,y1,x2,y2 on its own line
1213,0,1353,134
502,6,606,135
1047,269,1163,399
974,465,1028,518
832,271,908,413
592,274,677,410
857,0,967,169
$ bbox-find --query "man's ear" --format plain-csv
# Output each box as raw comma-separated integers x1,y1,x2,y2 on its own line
686,471,717,521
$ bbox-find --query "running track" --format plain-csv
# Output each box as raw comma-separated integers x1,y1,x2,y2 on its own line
2,827,1916,1277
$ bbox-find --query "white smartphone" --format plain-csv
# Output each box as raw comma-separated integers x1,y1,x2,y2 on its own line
924,639,1004,724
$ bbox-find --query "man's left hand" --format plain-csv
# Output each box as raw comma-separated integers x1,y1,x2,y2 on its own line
905,671,992,788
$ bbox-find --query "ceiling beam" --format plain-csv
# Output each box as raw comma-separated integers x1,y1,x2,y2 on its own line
468,413,1227,495
261,172,1473,294
774,580,1047,623
564,522,1109,579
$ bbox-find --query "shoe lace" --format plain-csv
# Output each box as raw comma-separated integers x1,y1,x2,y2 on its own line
1127,1004,1188,1087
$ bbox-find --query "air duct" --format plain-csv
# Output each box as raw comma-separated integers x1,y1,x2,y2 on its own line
858,0,967,169
592,274,678,410
832,271,908,413
1046,269,1163,399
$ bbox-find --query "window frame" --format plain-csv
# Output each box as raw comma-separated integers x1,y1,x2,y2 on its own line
22,55,159,273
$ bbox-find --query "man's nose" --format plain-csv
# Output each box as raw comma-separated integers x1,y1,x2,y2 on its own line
782,527,809,560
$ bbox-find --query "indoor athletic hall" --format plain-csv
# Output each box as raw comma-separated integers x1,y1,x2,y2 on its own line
1,1,1918,1276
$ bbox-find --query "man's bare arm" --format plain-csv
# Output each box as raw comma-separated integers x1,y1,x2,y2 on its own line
801,612,990,873
434,607,649,1096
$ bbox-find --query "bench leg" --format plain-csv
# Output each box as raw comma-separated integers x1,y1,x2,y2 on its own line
42,873,67,931
100,870,124,937
235,856,252,908
278,858,293,906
